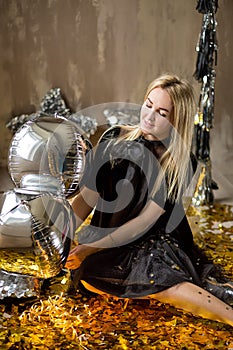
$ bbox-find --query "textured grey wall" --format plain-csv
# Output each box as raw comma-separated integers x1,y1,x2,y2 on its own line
0,0,201,164
0,0,232,197
210,0,233,191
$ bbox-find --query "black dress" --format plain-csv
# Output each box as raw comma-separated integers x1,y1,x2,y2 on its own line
71,126,232,302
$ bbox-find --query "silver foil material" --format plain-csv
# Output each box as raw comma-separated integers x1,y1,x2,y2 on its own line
6,88,98,138
1,114,87,298
68,113,98,138
8,114,86,198
40,88,70,117
5,113,40,134
103,107,140,127
0,188,75,279
0,270,42,299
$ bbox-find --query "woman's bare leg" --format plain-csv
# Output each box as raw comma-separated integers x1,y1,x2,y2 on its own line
81,280,107,295
81,280,233,326
152,282,233,327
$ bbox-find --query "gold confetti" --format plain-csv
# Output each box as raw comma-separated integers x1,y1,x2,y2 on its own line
0,204,233,349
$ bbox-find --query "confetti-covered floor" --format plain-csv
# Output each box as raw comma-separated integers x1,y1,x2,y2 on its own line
0,203,233,349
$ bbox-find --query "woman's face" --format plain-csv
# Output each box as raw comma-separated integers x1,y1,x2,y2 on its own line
140,87,173,140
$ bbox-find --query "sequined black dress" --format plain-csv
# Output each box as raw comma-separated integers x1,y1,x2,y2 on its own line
71,126,231,301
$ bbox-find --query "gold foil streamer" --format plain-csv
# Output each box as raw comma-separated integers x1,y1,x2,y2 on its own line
192,161,214,206
0,204,233,349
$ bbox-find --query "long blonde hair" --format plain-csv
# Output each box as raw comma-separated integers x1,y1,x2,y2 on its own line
114,73,196,202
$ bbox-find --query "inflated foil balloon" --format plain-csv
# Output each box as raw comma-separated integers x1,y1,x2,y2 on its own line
8,114,87,198
0,114,89,298
0,188,76,298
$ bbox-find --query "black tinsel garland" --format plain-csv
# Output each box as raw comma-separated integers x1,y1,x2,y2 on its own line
192,0,219,205
193,12,218,81
196,0,218,14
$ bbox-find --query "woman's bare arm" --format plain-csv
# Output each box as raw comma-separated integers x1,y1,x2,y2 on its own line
87,199,165,249
65,186,100,270
65,199,165,270
71,186,99,227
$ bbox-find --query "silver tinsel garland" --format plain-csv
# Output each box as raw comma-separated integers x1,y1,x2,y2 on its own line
6,88,98,138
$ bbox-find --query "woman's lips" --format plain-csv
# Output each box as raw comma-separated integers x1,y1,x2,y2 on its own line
143,120,154,129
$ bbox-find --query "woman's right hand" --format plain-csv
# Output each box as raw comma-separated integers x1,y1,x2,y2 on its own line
65,244,100,270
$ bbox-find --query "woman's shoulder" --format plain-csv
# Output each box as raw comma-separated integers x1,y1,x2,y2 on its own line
99,125,133,143
99,126,121,142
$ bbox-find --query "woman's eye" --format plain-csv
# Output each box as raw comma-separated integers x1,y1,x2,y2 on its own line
146,104,152,109
159,111,167,117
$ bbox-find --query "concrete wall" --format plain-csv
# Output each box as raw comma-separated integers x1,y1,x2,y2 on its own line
210,0,233,200
0,0,232,198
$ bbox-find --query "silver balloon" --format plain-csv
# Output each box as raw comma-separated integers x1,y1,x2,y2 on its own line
0,189,75,280
8,114,87,198
0,269,43,299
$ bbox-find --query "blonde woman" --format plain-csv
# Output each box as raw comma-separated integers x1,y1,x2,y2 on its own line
66,74,233,327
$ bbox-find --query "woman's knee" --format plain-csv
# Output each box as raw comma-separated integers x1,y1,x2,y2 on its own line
149,282,193,300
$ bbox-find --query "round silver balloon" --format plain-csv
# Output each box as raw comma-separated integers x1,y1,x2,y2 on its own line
0,189,75,279
8,114,87,198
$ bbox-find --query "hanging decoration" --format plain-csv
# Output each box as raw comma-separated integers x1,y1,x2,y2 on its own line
192,0,219,206
195,0,218,14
